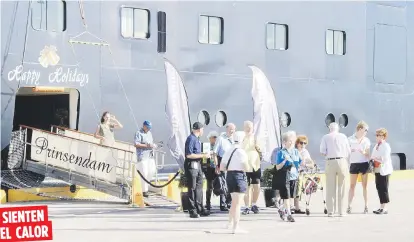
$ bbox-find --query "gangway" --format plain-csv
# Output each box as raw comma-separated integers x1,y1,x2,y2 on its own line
50,125,168,183
1,125,178,207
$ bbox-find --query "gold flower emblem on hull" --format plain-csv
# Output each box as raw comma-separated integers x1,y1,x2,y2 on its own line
39,45,60,68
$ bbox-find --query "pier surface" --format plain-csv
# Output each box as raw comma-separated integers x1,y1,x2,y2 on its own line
5,178,414,242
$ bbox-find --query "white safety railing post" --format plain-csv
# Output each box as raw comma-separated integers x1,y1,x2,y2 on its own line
22,127,28,169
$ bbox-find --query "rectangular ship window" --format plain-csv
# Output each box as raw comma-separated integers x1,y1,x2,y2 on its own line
121,7,150,39
198,15,223,44
326,29,346,55
266,23,288,50
31,0,67,32
157,11,166,53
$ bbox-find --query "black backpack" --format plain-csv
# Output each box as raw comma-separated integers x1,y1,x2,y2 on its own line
212,148,238,196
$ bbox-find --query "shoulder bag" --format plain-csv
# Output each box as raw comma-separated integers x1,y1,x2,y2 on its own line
369,143,382,173
213,148,238,196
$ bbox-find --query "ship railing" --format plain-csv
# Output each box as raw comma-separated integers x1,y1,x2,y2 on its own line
50,125,166,183
17,125,139,201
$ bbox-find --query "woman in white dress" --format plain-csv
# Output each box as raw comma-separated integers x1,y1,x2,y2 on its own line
347,121,371,214
94,111,123,146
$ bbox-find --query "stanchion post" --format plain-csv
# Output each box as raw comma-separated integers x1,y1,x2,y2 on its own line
130,163,145,208
167,173,174,200
175,187,184,212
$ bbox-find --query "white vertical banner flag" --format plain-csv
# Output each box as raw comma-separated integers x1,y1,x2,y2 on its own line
249,65,281,163
164,59,191,170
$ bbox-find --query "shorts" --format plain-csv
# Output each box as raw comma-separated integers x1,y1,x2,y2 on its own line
271,166,291,197
279,180,297,200
246,168,262,186
226,171,247,193
350,162,369,175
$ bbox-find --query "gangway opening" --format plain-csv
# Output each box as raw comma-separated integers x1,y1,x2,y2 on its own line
12,86,80,132
2,87,80,171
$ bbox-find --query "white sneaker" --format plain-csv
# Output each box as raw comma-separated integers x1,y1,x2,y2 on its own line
232,227,248,234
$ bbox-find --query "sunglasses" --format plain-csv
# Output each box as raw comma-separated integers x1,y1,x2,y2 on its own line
376,134,383,137
300,141,307,145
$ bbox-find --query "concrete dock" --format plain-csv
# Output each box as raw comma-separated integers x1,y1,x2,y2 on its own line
4,177,413,242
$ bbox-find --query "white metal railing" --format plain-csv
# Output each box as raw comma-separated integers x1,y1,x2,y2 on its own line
21,125,135,197
50,125,167,184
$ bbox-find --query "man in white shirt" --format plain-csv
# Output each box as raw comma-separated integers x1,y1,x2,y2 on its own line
213,123,236,211
320,122,351,217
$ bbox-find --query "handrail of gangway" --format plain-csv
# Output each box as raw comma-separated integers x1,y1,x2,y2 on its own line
19,125,136,192
50,125,167,183
51,125,166,151
21,125,132,153
19,125,136,201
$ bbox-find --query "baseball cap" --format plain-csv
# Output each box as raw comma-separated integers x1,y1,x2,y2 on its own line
143,120,152,129
192,122,204,130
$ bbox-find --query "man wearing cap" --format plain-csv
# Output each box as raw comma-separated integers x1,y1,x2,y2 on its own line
134,120,157,198
213,123,236,211
185,122,210,218
203,131,219,211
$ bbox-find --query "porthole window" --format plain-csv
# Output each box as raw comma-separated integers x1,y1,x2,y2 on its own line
280,112,291,128
325,113,335,127
197,110,210,125
339,113,348,128
215,110,227,127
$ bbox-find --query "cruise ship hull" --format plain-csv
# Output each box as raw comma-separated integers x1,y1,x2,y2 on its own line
1,1,413,170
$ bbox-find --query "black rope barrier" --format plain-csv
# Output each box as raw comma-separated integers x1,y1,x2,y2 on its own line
135,169,180,188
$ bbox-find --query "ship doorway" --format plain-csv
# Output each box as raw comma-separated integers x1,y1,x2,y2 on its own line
12,87,80,132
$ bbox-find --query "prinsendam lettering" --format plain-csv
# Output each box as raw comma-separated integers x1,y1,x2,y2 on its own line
34,137,114,174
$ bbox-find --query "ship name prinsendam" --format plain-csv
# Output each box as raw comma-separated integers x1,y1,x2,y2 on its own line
34,137,114,174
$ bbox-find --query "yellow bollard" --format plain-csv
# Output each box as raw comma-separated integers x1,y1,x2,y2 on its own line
357,174,362,182
0,189,6,204
131,164,145,208
167,173,174,200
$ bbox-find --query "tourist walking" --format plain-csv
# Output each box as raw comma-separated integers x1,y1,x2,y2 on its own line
220,131,249,233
